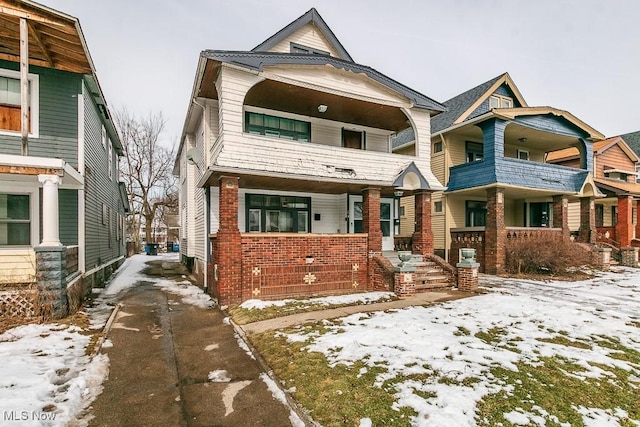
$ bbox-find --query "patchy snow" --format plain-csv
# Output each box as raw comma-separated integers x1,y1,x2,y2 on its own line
208,370,231,383
0,323,109,426
153,279,215,309
240,291,395,310
279,268,640,426
260,373,305,427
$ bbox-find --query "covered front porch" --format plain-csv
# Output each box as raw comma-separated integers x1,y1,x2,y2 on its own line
203,164,438,305
593,178,640,249
0,154,83,317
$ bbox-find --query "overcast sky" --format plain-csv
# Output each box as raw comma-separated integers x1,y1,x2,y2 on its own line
39,0,640,147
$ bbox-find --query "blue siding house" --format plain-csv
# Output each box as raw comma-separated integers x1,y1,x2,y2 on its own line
0,1,127,317
395,73,604,274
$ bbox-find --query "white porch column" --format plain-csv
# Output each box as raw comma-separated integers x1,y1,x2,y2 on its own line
38,174,62,246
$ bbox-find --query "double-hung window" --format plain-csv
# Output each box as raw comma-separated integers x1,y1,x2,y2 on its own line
465,201,487,227
246,194,311,233
0,69,39,137
466,141,484,162
0,194,30,246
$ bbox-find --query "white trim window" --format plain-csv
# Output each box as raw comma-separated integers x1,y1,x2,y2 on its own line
489,94,513,109
0,193,30,246
101,125,107,149
108,140,113,180
0,69,40,138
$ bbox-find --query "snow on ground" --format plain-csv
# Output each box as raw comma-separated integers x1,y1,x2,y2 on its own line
0,252,212,426
240,291,395,310
260,373,305,427
0,324,109,426
279,269,640,427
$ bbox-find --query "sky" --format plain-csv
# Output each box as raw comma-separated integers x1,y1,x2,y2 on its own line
36,0,640,148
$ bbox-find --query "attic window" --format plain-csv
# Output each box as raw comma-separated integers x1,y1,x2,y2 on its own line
489,95,513,109
604,168,636,181
290,42,330,56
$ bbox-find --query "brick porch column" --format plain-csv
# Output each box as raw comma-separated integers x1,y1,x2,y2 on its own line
552,195,569,241
636,200,640,240
485,187,505,275
616,195,633,247
578,197,596,244
363,187,382,256
216,176,242,305
412,190,434,256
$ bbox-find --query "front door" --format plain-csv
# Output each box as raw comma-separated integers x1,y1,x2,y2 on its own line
349,195,394,251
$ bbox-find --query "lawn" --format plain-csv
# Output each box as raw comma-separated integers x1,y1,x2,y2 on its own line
248,269,640,426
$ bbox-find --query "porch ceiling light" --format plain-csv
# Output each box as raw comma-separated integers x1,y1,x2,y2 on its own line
394,190,404,197
518,137,527,143
318,104,328,113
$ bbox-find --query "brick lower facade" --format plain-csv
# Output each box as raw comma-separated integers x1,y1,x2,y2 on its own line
616,196,633,247
412,190,434,256
579,197,596,243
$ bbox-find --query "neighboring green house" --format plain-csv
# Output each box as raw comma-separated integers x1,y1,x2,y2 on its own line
0,0,128,317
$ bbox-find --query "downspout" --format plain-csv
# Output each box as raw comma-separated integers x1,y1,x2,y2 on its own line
204,186,210,293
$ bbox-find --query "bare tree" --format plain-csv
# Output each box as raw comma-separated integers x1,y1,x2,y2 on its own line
115,108,177,250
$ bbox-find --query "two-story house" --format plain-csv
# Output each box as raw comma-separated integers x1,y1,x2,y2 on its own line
0,1,127,317
548,135,640,249
395,73,604,274
175,8,447,305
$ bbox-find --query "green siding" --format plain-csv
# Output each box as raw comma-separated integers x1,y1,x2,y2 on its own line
59,189,78,246
83,80,125,269
0,60,80,167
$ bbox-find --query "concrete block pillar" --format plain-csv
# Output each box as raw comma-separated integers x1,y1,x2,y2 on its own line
485,187,506,275
553,195,570,240
412,190,434,256
363,187,382,256
579,197,596,244
34,246,68,318
215,176,242,305
38,174,62,247
616,196,633,247
620,247,638,267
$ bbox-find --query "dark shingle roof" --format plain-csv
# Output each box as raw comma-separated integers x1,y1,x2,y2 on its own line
202,50,446,112
620,131,640,157
430,74,505,134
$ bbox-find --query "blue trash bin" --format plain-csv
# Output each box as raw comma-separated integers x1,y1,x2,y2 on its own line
145,243,159,255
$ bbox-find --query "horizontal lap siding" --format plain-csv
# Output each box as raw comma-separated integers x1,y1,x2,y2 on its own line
0,250,35,284
268,24,341,57
59,189,78,246
83,82,124,270
568,201,580,231
597,145,636,179
194,120,206,261
0,61,79,167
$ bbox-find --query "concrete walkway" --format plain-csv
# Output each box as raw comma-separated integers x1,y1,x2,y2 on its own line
240,289,473,335
88,261,293,427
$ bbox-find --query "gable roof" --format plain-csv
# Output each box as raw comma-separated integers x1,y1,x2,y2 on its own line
431,72,528,134
201,50,446,112
547,135,636,163
252,8,353,62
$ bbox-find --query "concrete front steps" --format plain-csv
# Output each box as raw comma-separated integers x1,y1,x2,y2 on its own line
384,252,454,292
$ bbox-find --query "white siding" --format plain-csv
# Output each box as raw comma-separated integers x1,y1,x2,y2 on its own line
268,23,341,57
193,119,206,261
568,201,580,232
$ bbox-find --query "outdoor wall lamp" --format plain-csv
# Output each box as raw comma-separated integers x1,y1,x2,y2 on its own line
317,104,328,113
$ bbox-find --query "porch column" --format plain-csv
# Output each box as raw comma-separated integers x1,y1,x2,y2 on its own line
412,190,433,256
363,187,382,256
578,197,596,244
616,195,633,247
552,195,570,241
38,174,62,247
216,176,242,305
485,187,505,275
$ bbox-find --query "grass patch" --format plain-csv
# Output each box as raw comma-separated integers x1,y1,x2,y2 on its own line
251,328,418,426
627,320,640,328
228,294,398,325
476,355,640,426
536,335,592,350
474,327,507,346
